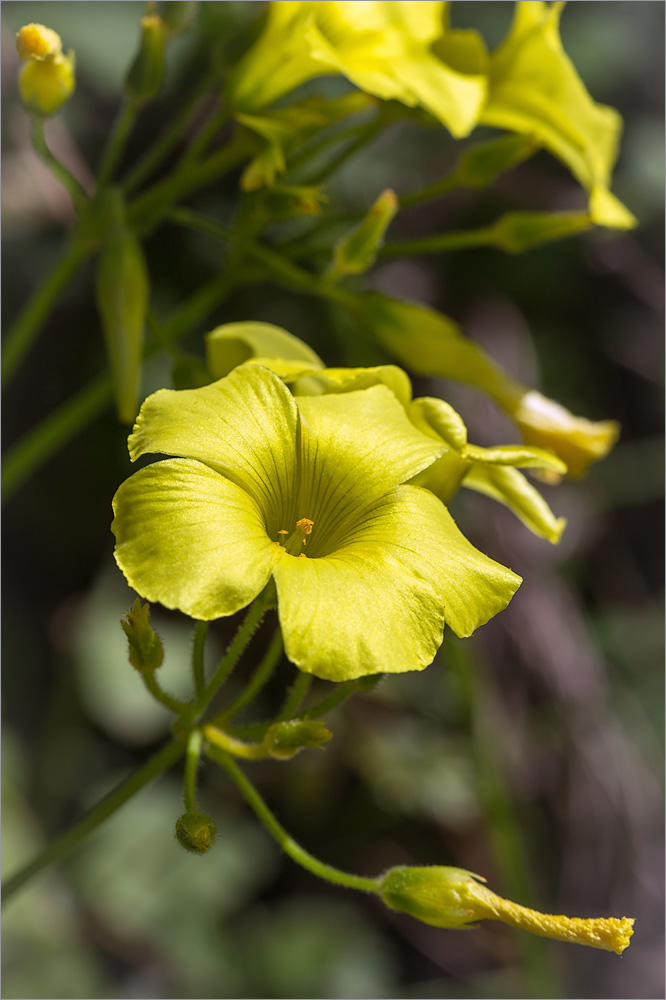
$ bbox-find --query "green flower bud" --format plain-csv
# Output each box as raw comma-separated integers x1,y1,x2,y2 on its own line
491,209,593,254
125,14,166,103
328,189,398,281
95,189,148,424
175,811,217,855
120,598,164,673
265,719,332,760
379,866,635,954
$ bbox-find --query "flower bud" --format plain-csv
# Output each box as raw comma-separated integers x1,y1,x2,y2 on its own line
120,599,164,673
95,189,149,424
379,866,634,955
328,190,398,281
16,23,62,61
454,133,539,189
265,719,332,760
175,811,217,855
491,209,593,254
125,14,166,103
18,26,75,118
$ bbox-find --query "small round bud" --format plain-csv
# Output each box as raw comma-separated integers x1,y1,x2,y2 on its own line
19,50,75,117
175,811,217,855
16,23,62,61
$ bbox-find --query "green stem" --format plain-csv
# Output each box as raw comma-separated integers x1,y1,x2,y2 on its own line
398,173,462,209
177,103,230,171
303,119,384,186
183,729,203,811
97,99,141,188
2,239,90,389
191,622,208,700
168,207,231,243
380,225,498,259
142,670,190,714
213,629,283,724
209,749,380,893
277,671,312,721
29,117,88,210
2,374,112,504
128,135,250,235
203,724,268,761
305,681,360,719
286,117,379,178
122,66,221,194
2,738,185,905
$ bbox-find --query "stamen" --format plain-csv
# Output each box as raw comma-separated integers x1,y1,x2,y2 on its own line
276,519,315,556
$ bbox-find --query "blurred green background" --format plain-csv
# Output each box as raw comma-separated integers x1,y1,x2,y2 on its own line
2,3,664,998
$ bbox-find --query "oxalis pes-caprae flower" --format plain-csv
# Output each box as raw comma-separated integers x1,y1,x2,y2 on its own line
112,363,521,682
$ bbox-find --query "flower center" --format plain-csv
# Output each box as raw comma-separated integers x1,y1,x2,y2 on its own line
277,518,314,557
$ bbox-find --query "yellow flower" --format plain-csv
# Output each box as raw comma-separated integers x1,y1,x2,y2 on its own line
227,1,486,138
16,23,75,117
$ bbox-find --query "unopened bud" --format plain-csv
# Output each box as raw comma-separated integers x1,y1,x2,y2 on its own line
379,866,634,955
125,14,166,103
121,599,164,672
17,24,75,119
160,1,197,34
328,189,398,280
455,133,539,189
491,209,592,254
175,811,217,855
265,719,332,760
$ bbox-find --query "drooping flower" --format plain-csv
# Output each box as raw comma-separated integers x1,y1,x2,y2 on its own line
112,365,521,682
226,0,486,138
476,1,635,228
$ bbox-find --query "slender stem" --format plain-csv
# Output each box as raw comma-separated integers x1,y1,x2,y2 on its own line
128,136,250,235
200,597,268,709
244,241,356,307
209,749,380,893
122,66,221,194
29,117,88,210
203,723,268,761
191,622,209,700
213,629,283,724
2,239,90,389
2,738,185,905
398,172,462,209
305,681,359,719
97,99,141,188
380,225,498,259
168,207,231,243
177,103,230,171
141,670,190,714
286,117,379,178
183,729,203,811
303,119,384,186
277,671,312,721
2,374,112,504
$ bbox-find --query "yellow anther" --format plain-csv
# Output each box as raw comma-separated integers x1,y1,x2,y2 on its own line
296,518,314,535
16,24,62,61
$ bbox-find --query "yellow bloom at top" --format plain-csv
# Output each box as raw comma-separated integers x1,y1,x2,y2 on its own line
16,23,62,61
227,0,486,138
15,23,75,117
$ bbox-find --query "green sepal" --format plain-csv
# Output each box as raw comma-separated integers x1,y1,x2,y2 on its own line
125,14,166,103
175,811,217,855
328,189,398,280
120,598,164,672
264,719,332,759
94,188,148,424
